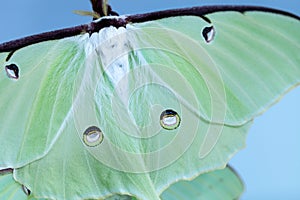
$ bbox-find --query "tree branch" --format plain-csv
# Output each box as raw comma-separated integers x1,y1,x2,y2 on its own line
0,5,299,53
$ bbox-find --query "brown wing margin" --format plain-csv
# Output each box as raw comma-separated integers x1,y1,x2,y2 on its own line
0,5,299,53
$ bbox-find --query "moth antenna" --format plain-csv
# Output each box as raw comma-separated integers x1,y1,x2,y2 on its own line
73,10,101,19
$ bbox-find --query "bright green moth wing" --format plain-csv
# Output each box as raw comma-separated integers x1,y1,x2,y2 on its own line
0,170,26,200
5,26,251,200
0,169,45,200
94,165,244,200
160,165,243,200
0,169,131,200
14,114,250,199
132,10,300,156
0,40,86,168
0,8,299,200
134,11,300,126
0,167,244,200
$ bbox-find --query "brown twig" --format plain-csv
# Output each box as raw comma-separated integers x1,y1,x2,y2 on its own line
0,5,299,54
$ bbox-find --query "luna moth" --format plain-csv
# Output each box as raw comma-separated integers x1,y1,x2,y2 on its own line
0,0,300,199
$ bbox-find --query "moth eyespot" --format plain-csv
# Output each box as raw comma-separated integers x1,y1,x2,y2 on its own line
5,64,19,79
22,185,31,196
160,109,181,130
83,126,104,147
202,26,215,43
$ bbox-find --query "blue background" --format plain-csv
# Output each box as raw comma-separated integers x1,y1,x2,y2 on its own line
0,1,299,199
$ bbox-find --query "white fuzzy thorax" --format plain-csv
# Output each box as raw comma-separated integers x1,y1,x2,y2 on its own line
83,26,134,103
88,26,130,83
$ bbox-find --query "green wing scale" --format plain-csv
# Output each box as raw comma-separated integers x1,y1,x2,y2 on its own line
0,7,299,200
